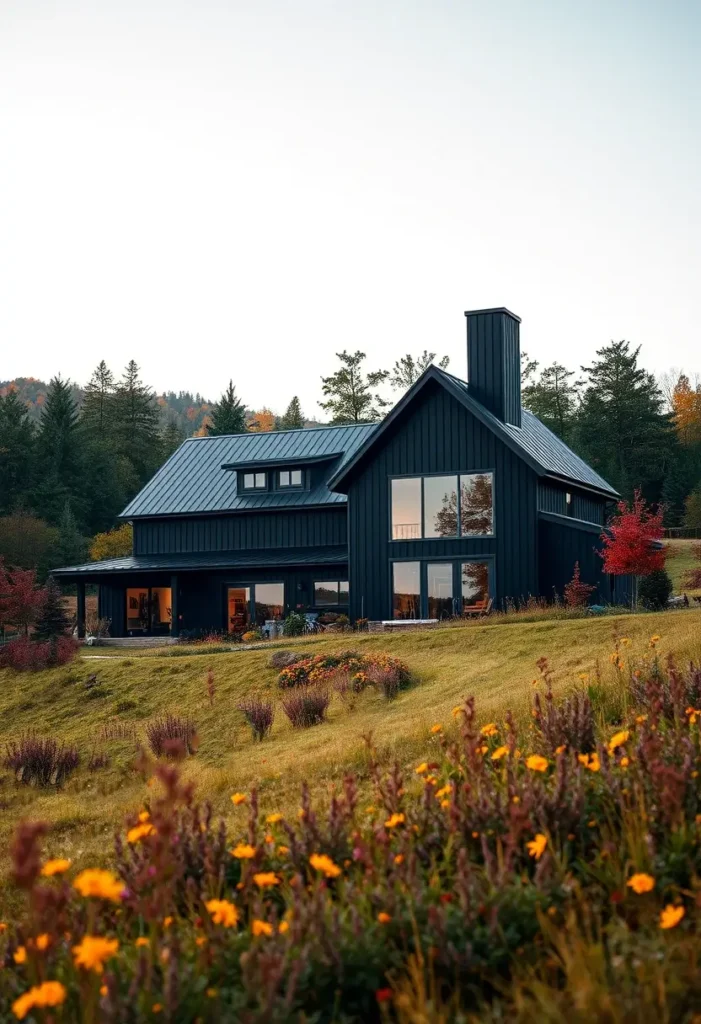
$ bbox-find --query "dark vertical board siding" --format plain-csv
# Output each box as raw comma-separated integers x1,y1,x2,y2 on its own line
537,520,628,604
132,507,347,556
347,379,539,620
537,482,605,525
466,310,521,426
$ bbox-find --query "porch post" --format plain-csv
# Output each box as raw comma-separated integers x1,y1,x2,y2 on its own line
76,580,86,639
170,574,179,638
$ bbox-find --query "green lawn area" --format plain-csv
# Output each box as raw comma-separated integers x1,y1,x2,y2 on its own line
1,607,701,903
666,538,701,595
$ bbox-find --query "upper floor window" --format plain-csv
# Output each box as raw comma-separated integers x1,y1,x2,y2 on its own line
391,473,493,540
279,469,303,488
243,472,266,490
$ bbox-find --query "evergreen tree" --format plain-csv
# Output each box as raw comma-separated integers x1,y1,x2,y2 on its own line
389,352,449,391
0,389,36,514
319,351,389,423
684,487,701,528
161,420,185,459
113,361,161,485
575,341,672,500
33,376,86,525
207,381,247,436
522,362,581,441
33,578,72,641
56,502,88,566
81,361,116,441
279,396,305,430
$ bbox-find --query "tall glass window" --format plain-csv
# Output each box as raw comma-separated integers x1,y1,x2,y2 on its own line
427,563,453,619
393,562,420,619
227,587,251,632
126,586,171,635
460,473,494,536
461,562,490,613
254,582,285,624
391,478,421,540
423,476,458,538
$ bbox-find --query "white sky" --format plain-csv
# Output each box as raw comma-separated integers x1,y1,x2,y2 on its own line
1,0,699,414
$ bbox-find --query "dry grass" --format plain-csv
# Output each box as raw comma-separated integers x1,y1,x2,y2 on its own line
666,538,701,596
0,607,700,903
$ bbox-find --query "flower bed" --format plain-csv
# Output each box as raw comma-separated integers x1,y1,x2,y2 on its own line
277,649,411,692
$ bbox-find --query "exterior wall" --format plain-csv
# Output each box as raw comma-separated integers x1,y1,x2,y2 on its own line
537,518,631,604
133,507,347,555
537,481,607,526
346,379,539,621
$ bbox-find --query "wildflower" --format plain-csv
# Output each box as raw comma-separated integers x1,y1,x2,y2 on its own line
34,934,50,951
266,813,283,824
578,673,589,682
14,947,27,964
430,724,442,734
394,854,404,865
659,904,685,929
100,985,108,996
41,858,71,877
480,723,498,737
127,823,154,844
163,916,173,928
435,784,452,799
376,988,393,1003
526,754,549,772
73,936,120,973
377,912,391,924
138,810,150,822
527,834,548,860
12,982,66,1020
491,745,508,761
73,869,123,903
649,635,660,647
153,1005,163,1014
206,899,239,927
231,793,247,806
627,873,655,894
365,805,376,814
252,919,274,937
384,812,406,828
309,853,342,878
415,762,428,774
555,744,566,755
608,730,629,752
578,752,601,772
231,843,256,859
451,706,463,717
279,920,290,934
0,923,6,931
278,845,290,855
135,937,149,948
635,714,647,723
441,799,450,809
620,756,630,768
253,872,280,889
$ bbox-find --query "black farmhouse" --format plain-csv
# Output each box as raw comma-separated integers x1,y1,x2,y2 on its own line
54,308,624,637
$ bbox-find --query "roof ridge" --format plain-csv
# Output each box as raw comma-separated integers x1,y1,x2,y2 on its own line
183,421,378,442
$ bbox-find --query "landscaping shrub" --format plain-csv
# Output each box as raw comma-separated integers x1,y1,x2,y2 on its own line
638,568,673,609
365,661,403,699
146,713,198,757
282,611,306,636
237,694,275,741
277,650,410,691
0,635,78,671
4,734,79,787
563,561,596,607
4,640,701,1020
241,628,263,643
281,685,330,727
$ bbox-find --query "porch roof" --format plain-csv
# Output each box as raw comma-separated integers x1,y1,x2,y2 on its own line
51,545,348,578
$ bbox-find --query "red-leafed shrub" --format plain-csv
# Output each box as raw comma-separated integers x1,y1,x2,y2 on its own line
600,490,666,579
237,695,275,741
0,635,78,671
4,734,80,787
146,714,198,758
563,562,596,607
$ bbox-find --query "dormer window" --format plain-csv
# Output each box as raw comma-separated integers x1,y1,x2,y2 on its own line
243,472,266,490
279,469,303,488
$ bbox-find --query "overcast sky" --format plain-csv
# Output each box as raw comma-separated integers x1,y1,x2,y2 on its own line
1,0,699,414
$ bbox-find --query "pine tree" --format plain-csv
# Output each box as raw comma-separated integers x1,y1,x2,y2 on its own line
279,396,305,430
319,351,389,423
33,376,86,526
389,352,449,391
56,502,87,566
0,389,36,514
576,341,672,500
82,361,116,441
160,420,185,459
522,362,581,441
33,578,71,641
113,361,161,485
207,381,247,436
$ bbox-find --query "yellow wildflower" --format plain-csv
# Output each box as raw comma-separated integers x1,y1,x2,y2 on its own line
578,673,589,682
608,730,629,752
206,898,239,927
41,858,71,877
555,745,566,755
278,845,290,855
278,920,289,934
253,872,280,889
266,813,283,824
526,754,549,773
12,982,66,1020
649,635,660,647
441,799,450,809
309,853,342,878
480,723,498,737
252,919,274,937
491,745,508,761
13,947,27,964
127,823,154,844
231,793,247,806
73,869,123,903
135,937,149,948
435,784,452,799
415,762,429,774
394,854,404,865
138,810,150,822
451,705,463,717
377,912,392,924
578,752,601,772
627,873,655,894
231,843,256,859
620,756,630,767
526,834,547,860
659,904,685,929
430,724,442,734
635,714,647,723
34,934,50,951
73,935,120,972
384,812,406,828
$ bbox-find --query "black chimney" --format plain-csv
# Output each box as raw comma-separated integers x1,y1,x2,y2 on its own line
464,307,522,427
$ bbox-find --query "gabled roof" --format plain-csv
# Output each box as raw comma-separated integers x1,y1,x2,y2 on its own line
52,545,348,577
328,366,619,499
120,423,377,519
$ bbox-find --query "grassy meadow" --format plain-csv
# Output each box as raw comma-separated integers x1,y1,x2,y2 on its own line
1,606,701,900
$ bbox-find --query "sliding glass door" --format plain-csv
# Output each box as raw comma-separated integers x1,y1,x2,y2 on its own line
226,583,285,632
427,563,453,619
391,560,492,619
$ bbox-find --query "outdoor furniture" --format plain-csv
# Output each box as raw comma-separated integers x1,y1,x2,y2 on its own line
463,597,493,619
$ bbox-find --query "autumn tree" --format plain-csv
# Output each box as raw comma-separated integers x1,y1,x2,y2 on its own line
600,490,666,606
89,523,134,561
319,351,389,423
280,396,304,430
0,565,46,635
207,381,247,436
563,562,596,607
247,408,276,433
389,352,449,391
671,373,701,446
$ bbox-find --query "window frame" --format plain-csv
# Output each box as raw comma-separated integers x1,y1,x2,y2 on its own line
389,470,495,541
313,580,350,607
223,581,286,629
241,471,267,491
279,468,304,489
389,556,495,619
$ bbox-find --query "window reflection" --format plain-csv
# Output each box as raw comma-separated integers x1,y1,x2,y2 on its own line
461,562,490,613
427,563,453,619
460,473,493,536
423,476,458,538
391,478,421,540
393,562,420,619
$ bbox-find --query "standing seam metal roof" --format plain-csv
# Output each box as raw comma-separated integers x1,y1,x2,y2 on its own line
120,423,378,518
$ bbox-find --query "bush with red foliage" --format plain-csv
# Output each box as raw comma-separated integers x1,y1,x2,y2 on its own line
600,490,666,593
4,734,80,787
563,561,597,607
0,634,78,671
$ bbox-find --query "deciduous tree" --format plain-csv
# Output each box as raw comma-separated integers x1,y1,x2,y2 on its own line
600,490,666,605
389,352,449,391
319,351,389,423
89,523,133,561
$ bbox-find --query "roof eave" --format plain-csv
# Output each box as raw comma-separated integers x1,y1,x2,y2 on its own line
542,472,619,502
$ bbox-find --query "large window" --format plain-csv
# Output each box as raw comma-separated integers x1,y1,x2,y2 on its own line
254,582,285,624
461,562,490,613
243,472,266,490
279,469,303,488
314,581,349,606
227,587,251,632
126,586,172,635
427,563,453,619
393,561,420,619
391,473,493,539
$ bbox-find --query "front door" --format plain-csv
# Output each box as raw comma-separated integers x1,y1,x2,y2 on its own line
227,587,251,633
125,586,172,636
